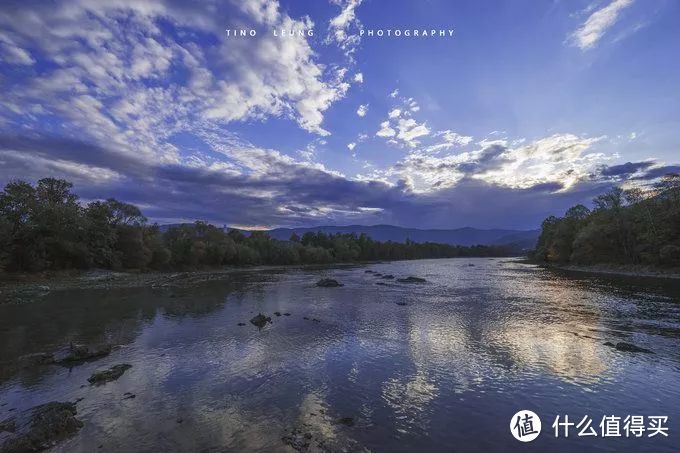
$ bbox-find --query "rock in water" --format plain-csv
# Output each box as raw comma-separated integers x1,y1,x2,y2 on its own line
381,275,395,279
0,402,83,453
397,276,426,283
615,342,654,353
57,344,112,364
336,417,355,427
88,364,132,384
316,278,343,287
395,301,408,306
250,313,272,328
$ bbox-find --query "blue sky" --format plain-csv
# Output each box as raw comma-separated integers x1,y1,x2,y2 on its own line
0,0,678,229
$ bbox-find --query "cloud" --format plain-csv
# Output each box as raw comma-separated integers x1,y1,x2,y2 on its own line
423,130,474,153
0,0,350,141
396,118,430,147
389,89,399,98
570,0,634,50
327,0,363,59
347,142,356,151
599,160,653,177
388,109,401,119
376,121,396,138
353,73,364,83
356,104,369,117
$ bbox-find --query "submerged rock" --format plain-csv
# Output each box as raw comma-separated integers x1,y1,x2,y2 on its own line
381,275,395,279
395,301,408,306
87,364,132,384
274,312,282,317
237,322,246,326
316,278,343,287
336,417,355,427
56,343,112,364
364,270,374,274
614,342,654,353
283,313,291,316
376,282,388,286
0,401,83,453
250,313,272,328
397,276,426,283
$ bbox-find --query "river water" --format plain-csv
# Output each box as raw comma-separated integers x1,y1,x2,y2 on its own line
1,258,679,452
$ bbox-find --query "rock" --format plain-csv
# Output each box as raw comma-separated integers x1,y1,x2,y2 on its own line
17,352,55,369
381,275,395,279
603,341,615,347
397,276,426,283
176,418,183,424
283,313,291,316
364,270,374,273
87,364,132,385
237,322,246,326
395,302,408,306
374,273,383,277
468,264,475,267
615,342,654,353
336,417,355,427
0,402,83,453
122,392,135,400
376,282,388,286
316,278,343,287
56,343,112,364
274,312,282,317
303,317,310,320
250,313,271,328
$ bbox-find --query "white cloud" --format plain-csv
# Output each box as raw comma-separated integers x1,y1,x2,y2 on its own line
396,118,430,147
376,121,396,138
570,0,634,50
347,142,356,151
388,108,401,119
389,89,399,98
356,104,369,117
353,72,364,83
327,0,363,59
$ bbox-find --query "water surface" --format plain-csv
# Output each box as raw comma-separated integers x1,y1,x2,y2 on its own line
1,258,679,452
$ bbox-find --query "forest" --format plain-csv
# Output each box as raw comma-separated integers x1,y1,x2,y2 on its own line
532,173,680,267
0,178,514,273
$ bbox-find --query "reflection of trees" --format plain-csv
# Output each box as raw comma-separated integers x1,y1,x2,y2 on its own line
0,280,248,385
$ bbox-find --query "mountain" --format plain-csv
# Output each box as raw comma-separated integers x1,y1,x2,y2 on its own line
266,224,539,248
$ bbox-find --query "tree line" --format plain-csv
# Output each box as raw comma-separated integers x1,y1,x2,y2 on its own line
0,178,515,273
532,174,680,267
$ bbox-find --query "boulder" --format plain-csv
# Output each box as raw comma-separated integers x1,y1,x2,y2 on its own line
250,313,271,328
88,364,132,384
316,278,343,287
397,276,426,283
615,342,654,353
56,343,112,364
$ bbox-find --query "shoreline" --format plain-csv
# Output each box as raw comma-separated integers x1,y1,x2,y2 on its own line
538,262,680,280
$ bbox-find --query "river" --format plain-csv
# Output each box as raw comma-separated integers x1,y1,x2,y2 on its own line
1,258,679,452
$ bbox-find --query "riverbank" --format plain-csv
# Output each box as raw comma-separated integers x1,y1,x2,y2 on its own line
539,262,680,280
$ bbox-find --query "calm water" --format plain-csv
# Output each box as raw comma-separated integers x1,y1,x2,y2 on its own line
1,258,680,452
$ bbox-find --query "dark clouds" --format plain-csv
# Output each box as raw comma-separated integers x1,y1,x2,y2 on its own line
0,133,621,230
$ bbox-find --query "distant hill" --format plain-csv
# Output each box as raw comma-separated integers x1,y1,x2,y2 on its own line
266,225,539,248
159,223,539,249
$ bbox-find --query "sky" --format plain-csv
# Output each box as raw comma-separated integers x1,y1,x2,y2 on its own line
0,0,679,230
